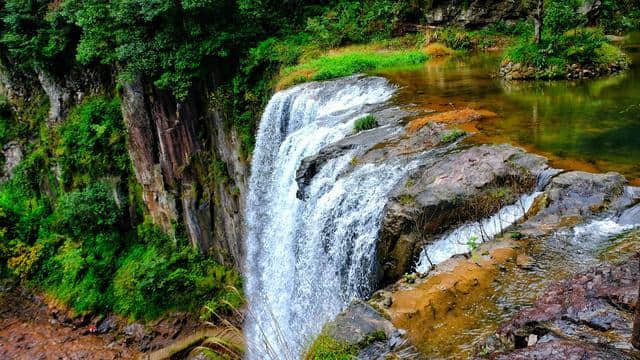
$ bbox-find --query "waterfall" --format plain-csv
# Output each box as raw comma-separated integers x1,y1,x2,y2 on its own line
244,76,407,358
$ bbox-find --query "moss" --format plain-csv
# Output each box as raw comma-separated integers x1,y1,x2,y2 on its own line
305,334,357,360
397,194,415,206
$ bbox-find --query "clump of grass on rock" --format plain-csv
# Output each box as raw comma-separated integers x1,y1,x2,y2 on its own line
354,115,378,133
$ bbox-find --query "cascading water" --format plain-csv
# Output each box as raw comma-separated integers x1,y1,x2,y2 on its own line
244,76,413,358
414,168,561,271
415,191,542,271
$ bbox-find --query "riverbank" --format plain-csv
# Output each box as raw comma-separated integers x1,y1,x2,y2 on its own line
0,280,244,359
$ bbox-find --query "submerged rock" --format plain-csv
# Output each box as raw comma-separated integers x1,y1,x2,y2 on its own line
486,340,634,360
480,254,640,359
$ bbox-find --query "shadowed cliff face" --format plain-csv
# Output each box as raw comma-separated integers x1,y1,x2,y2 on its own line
423,0,526,28
422,0,601,28
121,79,247,267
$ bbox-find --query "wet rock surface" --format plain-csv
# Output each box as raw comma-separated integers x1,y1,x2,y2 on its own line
480,254,640,359
324,301,395,345
378,144,548,282
323,301,419,360
487,339,633,360
520,171,637,236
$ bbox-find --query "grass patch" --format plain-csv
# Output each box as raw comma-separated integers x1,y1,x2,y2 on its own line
305,334,357,360
441,129,467,143
277,49,428,90
354,115,378,133
397,194,415,206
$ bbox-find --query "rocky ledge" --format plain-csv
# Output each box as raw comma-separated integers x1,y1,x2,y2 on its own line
500,59,630,81
310,301,419,359
480,253,640,359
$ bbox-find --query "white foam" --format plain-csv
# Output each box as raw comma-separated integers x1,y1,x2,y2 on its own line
416,192,541,272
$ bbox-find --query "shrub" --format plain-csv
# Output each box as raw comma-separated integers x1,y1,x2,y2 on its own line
442,28,473,51
52,182,122,237
112,241,241,320
354,115,378,133
55,96,128,188
544,0,585,34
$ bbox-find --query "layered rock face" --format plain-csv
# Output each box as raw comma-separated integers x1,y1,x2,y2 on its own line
0,58,247,267
423,0,526,28
121,79,247,266
422,0,603,28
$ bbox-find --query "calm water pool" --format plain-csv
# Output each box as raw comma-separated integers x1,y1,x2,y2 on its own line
381,40,640,182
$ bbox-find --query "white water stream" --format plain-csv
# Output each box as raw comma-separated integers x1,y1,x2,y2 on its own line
415,192,541,271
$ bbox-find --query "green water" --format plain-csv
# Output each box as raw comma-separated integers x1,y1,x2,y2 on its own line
381,41,640,181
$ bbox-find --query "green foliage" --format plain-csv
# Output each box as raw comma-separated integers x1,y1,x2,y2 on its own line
0,0,76,73
305,0,406,49
111,223,242,320
442,28,473,51
354,115,378,133
54,96,128,188
466,235,479,251
305,334,357,360
52,182,122,237
441,129,466,143
503,26,628,76
598,0,640,33
544,0,585,34
62,0,239,101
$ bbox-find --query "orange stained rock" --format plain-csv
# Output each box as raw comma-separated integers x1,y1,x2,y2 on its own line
407,108,498,133
390,246,516,356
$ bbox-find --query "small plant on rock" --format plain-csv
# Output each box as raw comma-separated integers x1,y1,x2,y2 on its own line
354,115,378,133
441,129,466,143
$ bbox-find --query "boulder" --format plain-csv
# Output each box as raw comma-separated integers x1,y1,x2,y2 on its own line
377,144,548,283
489,340,633,360
521,171,630,234
320,301,418,359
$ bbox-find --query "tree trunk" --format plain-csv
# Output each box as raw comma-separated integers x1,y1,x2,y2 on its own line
633,254,640,349
533,0,544,44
